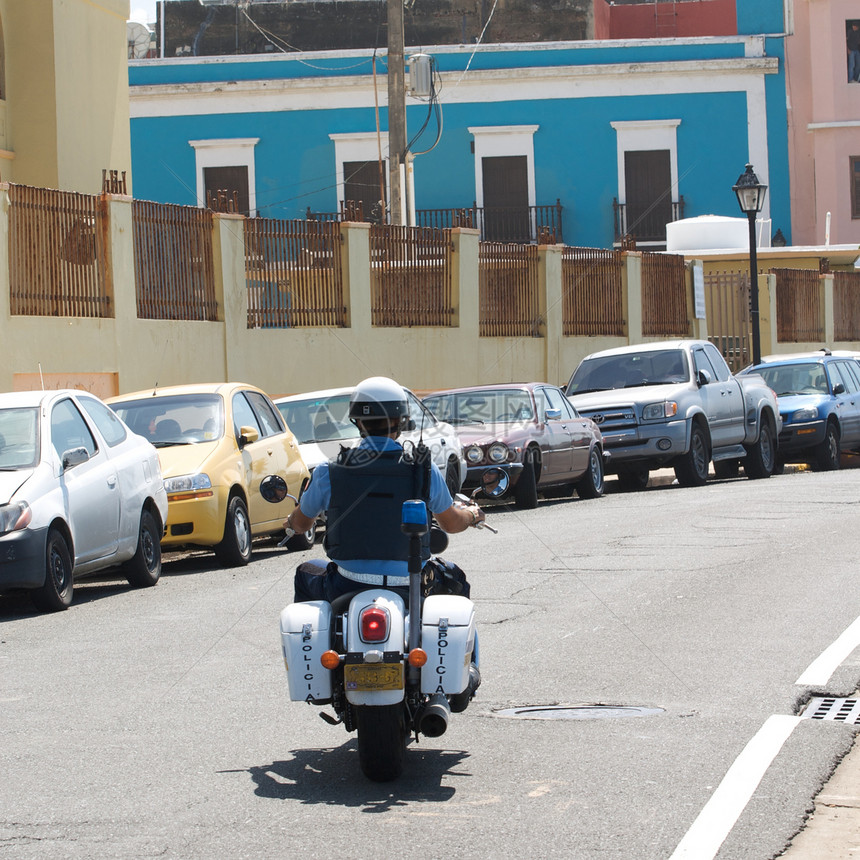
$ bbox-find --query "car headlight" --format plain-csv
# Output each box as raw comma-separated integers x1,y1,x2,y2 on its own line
164,473,212,494
643,401,678,420
791,407,819,422
465,445,484,465
488,442,510,463
0,502,32,536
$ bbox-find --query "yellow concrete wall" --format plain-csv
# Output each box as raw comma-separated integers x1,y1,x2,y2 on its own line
7,189,857,402
0,0,130,192
0,193,675,399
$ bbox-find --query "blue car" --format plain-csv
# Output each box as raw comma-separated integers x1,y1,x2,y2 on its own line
739,350,860,471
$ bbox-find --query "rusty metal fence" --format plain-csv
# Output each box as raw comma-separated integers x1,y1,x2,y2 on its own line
479,242,541,337
641,252,689,336
8,184,111,317
132,201,217,321
771,268,823,343
245,217,345,328
369,225,453,327
561,247,624,336
704,271,751,373
833,271,860,342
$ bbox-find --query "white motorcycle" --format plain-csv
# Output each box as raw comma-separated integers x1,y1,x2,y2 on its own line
261,469,506,782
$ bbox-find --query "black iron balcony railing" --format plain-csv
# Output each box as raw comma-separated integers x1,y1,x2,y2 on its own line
306,200,564,245
613,195,685,244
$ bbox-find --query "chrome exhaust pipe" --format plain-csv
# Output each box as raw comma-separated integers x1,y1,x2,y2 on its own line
417,693,450,738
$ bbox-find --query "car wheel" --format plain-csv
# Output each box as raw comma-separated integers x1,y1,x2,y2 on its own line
576,446,605,499
124,508,162,587
772,459,786,476
674,423,710,487
744,418,776,479
713,459,740,480
616,467,649,491
445,457,461,497
32,528,74,612
513,448,539,509
813,422,841,471
286,520,317,552
215,495,252,567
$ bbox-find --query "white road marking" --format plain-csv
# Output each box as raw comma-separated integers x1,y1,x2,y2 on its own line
669,714,802,860
795,614,860,687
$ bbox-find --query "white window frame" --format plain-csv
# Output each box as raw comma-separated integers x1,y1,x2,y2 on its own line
467,125,539,209
329,132,389,212
189,137,259,215
610,119,681,207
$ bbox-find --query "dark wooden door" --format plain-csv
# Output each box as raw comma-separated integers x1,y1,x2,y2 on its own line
343,160,386,223
481,155,530,242
203,166,250,216
624,150,672,242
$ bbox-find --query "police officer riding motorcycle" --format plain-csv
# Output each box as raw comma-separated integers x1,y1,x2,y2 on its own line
276,377,497,781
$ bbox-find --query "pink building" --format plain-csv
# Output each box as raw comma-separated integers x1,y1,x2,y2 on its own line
787,1,860,245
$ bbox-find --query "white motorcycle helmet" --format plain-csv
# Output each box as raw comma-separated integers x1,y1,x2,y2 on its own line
349,376,409,430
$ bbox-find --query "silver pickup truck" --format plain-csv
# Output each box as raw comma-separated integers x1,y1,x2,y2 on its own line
564,339,781,488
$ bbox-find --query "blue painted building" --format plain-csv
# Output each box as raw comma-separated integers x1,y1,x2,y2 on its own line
129,0,790,249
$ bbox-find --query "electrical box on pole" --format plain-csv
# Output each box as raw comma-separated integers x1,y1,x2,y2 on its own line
408,54,433,98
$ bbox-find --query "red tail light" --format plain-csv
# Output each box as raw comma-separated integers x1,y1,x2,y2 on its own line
360,606,389,643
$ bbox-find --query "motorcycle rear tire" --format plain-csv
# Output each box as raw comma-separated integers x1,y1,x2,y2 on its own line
356,704,407,782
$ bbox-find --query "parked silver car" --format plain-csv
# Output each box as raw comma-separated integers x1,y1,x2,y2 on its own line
0,390,168,612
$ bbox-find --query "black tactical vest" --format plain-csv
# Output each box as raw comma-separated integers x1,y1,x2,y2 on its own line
324,444,431,563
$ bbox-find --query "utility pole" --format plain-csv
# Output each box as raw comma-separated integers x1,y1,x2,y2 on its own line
387,0,406,225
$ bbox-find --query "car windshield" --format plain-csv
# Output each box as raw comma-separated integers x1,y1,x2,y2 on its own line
109,394,224,447
568,349,689,393
754,363,829,396
276,394,360,444
423,389,535,425
0,407,39,470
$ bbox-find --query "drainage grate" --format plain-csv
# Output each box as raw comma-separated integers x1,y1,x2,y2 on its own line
802,697,860,725
494,704,664,720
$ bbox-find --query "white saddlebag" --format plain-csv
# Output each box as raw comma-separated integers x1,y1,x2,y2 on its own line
420,594,476,696
280,601,333,702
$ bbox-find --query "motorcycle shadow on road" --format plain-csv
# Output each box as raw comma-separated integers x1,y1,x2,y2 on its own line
246,744,470,808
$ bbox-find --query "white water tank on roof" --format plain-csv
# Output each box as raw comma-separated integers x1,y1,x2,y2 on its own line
666,214,765,252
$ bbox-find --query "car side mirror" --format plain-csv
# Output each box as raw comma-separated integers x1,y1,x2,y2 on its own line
238,425,260,447
405,418,417,432
545,408,562,420
833,382,845,395
696,369,712,387
62,446,89,470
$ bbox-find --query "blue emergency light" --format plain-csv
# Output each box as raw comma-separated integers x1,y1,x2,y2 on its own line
401,499,428,536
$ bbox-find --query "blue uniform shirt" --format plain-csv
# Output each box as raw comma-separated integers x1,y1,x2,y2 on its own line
299,435,453,579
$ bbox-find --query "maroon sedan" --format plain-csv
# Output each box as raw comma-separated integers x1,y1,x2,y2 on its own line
422,383,606,509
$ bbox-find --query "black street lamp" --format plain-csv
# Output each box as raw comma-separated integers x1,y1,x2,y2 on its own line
733,163,768,366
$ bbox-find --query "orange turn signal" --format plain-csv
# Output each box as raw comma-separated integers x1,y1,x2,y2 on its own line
408,648,428,668
167,490,214,502
320,650,341,670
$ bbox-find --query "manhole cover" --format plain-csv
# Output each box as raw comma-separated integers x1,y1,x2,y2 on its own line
802,697,860,725
494,704,664,720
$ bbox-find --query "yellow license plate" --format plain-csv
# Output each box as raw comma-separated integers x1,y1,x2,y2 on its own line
344,662,404,692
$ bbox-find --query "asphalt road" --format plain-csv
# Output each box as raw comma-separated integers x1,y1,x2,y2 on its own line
2,467,859,859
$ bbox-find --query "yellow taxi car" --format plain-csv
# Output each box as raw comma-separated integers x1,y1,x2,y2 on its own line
107,383,309,566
